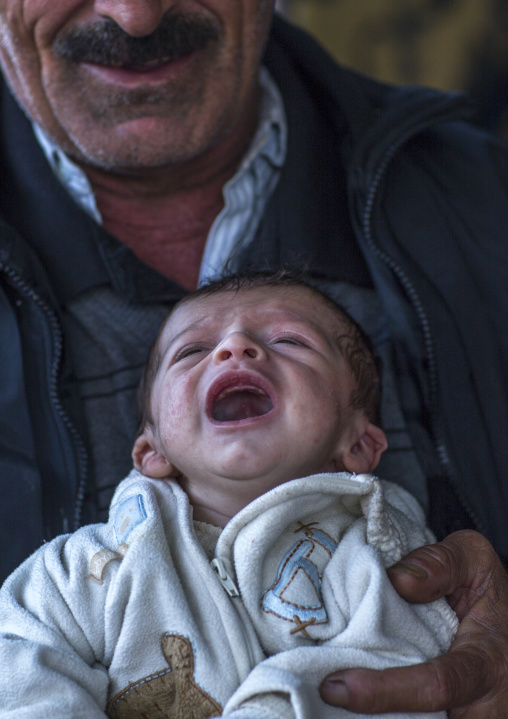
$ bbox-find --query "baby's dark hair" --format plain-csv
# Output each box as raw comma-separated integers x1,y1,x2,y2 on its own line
137,270,381,434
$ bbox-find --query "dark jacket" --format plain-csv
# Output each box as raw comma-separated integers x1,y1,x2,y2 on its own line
1,15,508,581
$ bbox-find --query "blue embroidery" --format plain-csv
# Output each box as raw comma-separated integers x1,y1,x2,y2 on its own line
304,527,338,556
262,524,338,626
114,494,147,544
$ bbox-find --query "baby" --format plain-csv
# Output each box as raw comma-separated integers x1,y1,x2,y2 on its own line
0,273,457,719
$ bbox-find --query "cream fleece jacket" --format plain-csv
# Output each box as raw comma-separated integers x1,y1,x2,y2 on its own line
0,470,457,719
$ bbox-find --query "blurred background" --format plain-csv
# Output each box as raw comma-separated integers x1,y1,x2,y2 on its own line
275,0,508,139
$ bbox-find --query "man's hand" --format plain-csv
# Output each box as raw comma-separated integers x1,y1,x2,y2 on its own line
319,530,508,717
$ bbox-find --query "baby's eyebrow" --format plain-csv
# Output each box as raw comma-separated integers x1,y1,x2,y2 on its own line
161,318,210,355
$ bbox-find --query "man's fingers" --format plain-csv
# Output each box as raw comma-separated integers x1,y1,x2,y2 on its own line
320,647,494,714
321,531,508,715
387,530,506,614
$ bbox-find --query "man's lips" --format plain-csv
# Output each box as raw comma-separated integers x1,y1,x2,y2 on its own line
111,57,181,73
81,53,193,85
206,372,275,423
82,50,194,74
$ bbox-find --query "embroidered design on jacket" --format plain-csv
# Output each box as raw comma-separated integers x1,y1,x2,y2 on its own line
107,633,222,719
262,522,338,634
114,494,147,545
89,543,129,584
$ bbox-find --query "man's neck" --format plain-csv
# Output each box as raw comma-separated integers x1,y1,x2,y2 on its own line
79,91,260,291
84,164,232,290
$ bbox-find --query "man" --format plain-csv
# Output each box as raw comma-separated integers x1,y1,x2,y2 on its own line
0,0,507,716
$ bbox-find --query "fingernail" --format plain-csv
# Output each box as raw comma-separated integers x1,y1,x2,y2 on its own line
322,679,349,707
391,561,428,579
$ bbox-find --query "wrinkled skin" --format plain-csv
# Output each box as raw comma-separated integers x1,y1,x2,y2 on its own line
0,0,273,170
320,530,508,717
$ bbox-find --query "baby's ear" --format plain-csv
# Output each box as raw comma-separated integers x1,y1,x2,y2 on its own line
338,418,388,475
132,429,178,479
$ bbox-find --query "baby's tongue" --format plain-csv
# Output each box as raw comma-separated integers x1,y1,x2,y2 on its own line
213,390,272,422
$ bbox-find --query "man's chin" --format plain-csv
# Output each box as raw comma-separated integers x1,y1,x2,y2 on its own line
55,110,218,172
43,46,228,168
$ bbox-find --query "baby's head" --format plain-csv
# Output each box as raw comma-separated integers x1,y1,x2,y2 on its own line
132,272,387,518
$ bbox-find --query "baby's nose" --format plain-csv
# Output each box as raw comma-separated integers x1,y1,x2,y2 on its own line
213,332,265,363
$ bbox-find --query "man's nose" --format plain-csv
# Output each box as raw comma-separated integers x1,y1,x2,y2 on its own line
212,332,267,364
94,0,177,37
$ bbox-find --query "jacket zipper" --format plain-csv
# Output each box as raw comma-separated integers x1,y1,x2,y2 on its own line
211,556,261,671
360,140,484,535
0,263,88,531
212,557,240,598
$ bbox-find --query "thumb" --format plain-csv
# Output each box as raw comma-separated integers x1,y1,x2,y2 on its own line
387,530,506,618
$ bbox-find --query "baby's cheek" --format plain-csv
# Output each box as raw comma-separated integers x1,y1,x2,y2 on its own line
158,390,194,443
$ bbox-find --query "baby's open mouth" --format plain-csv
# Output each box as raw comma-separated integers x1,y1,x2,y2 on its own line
212,386,274,422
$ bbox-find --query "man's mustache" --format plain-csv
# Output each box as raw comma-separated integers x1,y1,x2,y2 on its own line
52,13,220,68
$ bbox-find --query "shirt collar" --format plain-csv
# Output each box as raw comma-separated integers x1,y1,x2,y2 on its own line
235,66,287,174
32,123,102,224
198,66,287,283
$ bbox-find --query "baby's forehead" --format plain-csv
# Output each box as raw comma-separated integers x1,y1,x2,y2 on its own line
164,285,345,329
160,285,346,344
